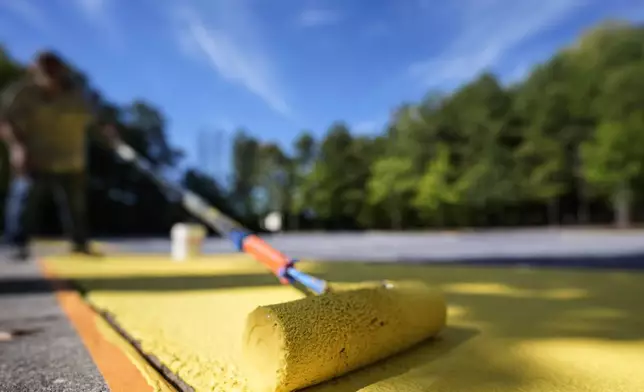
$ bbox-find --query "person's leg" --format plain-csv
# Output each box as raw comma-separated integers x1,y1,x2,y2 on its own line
52,172,97,255
4,174,47,260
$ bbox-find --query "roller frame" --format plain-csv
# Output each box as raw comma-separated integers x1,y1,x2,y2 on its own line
113,142,328,294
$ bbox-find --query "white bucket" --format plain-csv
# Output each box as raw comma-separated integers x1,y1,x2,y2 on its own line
171,223,206,261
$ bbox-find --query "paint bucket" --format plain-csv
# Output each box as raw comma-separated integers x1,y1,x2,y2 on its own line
171,223,206,261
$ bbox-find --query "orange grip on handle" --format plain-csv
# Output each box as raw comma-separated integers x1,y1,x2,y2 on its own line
242,235,291,283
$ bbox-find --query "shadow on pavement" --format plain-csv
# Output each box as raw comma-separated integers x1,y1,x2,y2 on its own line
392,253,644,270
306,326,480,392
0,273,287,295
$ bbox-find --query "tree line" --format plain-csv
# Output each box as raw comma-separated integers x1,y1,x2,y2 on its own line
1,20,642,236
231,21,644,230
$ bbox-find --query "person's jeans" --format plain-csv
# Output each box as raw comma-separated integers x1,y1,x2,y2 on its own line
5,172,88,250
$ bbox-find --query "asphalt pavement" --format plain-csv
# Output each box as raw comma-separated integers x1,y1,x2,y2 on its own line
107,228,644,268
0,257,108,392
2,229,644,392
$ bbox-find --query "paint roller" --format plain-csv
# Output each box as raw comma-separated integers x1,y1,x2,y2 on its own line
113,142,448,391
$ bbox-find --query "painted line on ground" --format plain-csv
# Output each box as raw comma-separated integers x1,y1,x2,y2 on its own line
39,259,176,392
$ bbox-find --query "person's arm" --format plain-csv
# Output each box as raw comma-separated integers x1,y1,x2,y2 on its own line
0,81,31,173
0,80,26,147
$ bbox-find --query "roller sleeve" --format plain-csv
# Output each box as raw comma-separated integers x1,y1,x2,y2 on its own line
241,281,447,392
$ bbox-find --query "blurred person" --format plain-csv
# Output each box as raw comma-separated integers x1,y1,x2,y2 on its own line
0,50,119,261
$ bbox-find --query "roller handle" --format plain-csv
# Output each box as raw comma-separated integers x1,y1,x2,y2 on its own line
113,142,328,295
233,232,328,294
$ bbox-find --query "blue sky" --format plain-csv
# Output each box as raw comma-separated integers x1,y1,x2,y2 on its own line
1,0,643,177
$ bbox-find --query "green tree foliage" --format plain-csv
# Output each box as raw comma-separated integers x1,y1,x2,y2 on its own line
238,21,644,230
290,131,316,218
414,144,459,226
580,63,644,226
231,129,261,218
257,142,293,213
302,123,362,226
368,156,416,229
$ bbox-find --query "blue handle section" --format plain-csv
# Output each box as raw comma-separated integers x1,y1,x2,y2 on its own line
228,229,250,251
285,268,328,295
229,229,329,294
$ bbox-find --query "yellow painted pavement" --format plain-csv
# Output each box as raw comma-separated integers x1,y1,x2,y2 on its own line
95,308,177,392
45,254,644,392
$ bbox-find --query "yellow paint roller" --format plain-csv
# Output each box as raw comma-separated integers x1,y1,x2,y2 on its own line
238,236,446,391
189,210,447,391
242,280,446,392
111,143,447,391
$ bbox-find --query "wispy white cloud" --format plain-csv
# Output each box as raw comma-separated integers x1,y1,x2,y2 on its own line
0,0,49,31
409,0,587,86
72,0,121,46
172,1,291,118
297,8,343,28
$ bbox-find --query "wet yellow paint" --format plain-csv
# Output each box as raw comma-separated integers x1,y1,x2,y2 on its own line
45,255,644,392
95,313,176,392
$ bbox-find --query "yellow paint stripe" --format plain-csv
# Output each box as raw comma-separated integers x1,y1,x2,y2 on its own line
39,260,175,392
95,317,176,392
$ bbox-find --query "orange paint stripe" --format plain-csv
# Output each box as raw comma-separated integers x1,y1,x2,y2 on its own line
39,260,154,392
